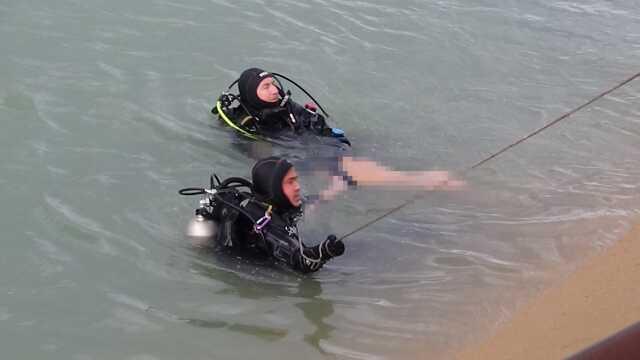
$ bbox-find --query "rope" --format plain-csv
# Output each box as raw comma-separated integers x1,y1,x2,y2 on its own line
470,71,640,169
338,194,424,241
339,71,640,241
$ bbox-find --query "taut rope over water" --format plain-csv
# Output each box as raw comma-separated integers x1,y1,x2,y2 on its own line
469,71,640,170
339,71,640,241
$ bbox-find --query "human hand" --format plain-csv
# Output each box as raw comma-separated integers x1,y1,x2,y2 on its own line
416,171,467,191
322,234,345,258
318,175,348,202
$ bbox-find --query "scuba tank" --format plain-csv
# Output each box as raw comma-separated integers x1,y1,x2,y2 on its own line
179,182,219,242
186,207,218,239
179,175,254,242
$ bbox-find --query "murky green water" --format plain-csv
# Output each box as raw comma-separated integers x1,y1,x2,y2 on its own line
1,0,639,358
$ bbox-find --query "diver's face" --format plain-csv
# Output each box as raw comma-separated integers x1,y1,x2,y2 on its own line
281,167,302,208
256,77,280,103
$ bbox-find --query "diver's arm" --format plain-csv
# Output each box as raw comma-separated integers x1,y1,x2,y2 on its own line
288,101,350,145
295,235,345,273
288,101,330,135
263,230,344,273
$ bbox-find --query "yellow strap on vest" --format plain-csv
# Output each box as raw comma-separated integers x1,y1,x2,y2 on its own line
216,100,260,140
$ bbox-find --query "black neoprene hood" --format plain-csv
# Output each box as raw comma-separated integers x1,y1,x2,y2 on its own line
251,156,296,212
238,68,279,110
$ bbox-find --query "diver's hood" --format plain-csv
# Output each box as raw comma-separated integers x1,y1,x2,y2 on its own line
238,68,281,111
224,68,330,120
251,156,296,212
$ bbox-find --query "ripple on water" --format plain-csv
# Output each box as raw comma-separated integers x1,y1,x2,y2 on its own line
42,196,147,256
319,342,385,360
0,307,13,321
99,307,164,333
550,1,632,16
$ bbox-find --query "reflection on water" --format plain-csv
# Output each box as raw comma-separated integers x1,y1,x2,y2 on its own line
295,281,336,355
189,248,335,353
183,318,288,342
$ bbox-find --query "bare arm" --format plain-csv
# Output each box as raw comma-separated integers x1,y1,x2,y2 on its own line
316,156,466,202
341,156,465,189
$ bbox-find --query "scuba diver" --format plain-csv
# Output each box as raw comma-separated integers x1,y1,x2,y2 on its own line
180,156,345,273
212,67,350,145
180,156,465,273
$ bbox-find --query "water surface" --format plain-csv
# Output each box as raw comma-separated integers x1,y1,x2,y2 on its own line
1,0,639,358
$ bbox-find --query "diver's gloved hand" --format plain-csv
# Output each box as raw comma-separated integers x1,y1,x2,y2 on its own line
321,235,345,259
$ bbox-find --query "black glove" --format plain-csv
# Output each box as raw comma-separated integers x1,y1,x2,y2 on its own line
321,235,345,259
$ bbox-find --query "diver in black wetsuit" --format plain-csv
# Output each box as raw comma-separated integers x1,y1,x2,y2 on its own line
208,156,345,273
213,67,350,145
